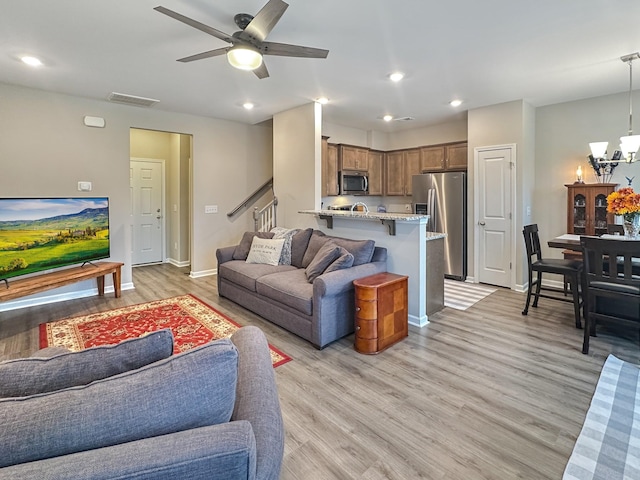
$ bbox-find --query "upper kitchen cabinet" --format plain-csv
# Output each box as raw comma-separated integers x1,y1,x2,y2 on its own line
384,149,421,196
322,137,339,197
420,146,445,171
444,142,468,171
339,145,369,171
420,142,468,172
367,150,384,196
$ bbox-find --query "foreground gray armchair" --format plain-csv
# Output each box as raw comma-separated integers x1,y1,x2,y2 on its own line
0,326,284,480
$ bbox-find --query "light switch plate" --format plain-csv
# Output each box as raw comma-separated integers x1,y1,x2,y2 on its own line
204,205,218,214
78,181,92,191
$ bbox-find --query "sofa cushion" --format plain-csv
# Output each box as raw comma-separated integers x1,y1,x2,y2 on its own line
305,241,342,283
324,247,355,274
302,232,375,267
290,228,313,268
256,270,314,316
0,329,174,398
0,339,238,468
301,232,331,268
271,227,300,265
233,231,274,260
220,260,297,292
246,237,285,266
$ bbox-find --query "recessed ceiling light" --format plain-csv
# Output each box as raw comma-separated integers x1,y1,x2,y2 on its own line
450,99,463,107
21,56,42,67
243,102,254,110
315,97,329,105
383,115,394,122
389,72,404,82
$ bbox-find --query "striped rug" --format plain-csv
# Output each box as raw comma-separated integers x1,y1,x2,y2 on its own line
444,279,497,310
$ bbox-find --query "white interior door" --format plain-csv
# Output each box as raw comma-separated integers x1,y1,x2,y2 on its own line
131,159,164,265
476,146,513,288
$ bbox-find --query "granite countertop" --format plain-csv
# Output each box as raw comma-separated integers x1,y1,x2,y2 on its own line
426,232,447,241
299,209,428,222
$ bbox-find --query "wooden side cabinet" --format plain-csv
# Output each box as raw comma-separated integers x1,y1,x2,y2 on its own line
321,137,339,196
367,150,384,195
353,272,408,354
565,183,617,236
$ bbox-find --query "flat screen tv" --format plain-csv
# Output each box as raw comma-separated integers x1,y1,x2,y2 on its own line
0,197,110,283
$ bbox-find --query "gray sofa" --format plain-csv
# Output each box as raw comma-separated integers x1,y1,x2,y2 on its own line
217,229,387,348
0,326,283,480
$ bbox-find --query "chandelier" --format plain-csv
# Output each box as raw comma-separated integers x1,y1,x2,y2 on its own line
589,52,640,164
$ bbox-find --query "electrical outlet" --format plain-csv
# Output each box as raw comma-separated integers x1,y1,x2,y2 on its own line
204,205,218,214
405,204,412,212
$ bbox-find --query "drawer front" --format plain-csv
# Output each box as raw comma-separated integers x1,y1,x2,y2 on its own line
354,336,378,354
355,299,377,320
355,287,378,301
355,317,377,339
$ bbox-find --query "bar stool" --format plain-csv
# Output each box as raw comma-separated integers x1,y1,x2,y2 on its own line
522,224,584,328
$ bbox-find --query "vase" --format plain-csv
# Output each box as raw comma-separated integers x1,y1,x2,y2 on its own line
623,214,640,239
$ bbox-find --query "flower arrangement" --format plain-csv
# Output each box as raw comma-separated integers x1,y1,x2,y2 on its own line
606,187,640,221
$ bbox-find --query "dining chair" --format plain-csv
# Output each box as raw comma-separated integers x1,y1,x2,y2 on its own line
580,236,640,354
522,224,584,328
607,224,624,235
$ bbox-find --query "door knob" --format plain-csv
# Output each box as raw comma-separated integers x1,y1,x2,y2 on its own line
478,221,486,226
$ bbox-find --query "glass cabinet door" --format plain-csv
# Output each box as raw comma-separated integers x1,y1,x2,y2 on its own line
573,193,586,234
594,193,609,235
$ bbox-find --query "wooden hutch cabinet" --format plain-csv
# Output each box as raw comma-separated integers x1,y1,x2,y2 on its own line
565,183,617,236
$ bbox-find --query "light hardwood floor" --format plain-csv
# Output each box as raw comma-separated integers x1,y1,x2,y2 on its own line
1,264,639,479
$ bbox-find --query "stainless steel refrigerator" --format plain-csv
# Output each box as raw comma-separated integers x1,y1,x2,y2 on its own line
412,172,467,280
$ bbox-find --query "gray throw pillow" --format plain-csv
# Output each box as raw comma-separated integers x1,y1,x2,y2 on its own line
271,227,300,265
301,232,330,268
324,247,355,274
232,231,274,260
305,242,342,283
0,329,174,398
0,339,238,468
291,228,314,268
324,236,375,266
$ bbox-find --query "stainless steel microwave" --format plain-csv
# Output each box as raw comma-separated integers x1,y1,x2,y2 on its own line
340,171,369,195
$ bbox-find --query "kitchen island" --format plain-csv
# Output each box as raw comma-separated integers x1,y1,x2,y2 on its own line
299,209,445,326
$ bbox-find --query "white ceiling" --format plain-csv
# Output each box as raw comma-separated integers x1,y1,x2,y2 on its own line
2,0,640,132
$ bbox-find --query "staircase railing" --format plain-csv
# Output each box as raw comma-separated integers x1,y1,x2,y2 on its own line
227,177,277,231
253,197,278,232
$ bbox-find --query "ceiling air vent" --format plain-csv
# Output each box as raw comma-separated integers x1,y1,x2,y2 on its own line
107,92,160,107
394,116,414,122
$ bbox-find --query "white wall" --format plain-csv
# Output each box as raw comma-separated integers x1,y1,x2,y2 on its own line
536,90,640,250
273,102,322,228
0,82,272,309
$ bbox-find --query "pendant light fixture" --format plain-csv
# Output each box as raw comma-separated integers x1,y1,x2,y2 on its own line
589,52,640,164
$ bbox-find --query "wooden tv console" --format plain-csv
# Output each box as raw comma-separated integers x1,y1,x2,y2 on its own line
0,261,124,303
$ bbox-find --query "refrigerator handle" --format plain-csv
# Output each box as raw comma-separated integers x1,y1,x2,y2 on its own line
427,189,435,231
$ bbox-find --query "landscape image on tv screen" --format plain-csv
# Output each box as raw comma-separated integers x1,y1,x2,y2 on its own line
0,197,110,281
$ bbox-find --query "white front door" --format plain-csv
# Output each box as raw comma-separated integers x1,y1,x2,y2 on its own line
131,159,164,265
476,146,513,288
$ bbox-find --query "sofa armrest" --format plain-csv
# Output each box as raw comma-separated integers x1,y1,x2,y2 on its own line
230,326,284,480
314,261,387,297
217,245,237,265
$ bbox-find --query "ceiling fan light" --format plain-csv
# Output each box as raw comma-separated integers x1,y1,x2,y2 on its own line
227,46,263,71
589,141,608,159
619,135,640,161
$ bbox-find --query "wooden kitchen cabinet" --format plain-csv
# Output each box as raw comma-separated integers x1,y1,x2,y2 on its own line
565,183,617,236
367,150,384,195
384,149,421,196
339,145,368,171
321,139,339,197
420,145,445,171
353,272,408,354
384,151,405,196
445,143,468,170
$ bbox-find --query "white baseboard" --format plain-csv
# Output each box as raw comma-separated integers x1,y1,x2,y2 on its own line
166,258,190,268
0,282,135,313
189,269,216,279
409,314,429,328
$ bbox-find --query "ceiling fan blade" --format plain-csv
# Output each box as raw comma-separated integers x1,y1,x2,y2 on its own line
262,42,329,58
243,0,288,42
254,62,270,79
154,6,232,44
177,47,228,63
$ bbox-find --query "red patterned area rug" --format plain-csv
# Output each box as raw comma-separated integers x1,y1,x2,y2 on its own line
39,294,291,367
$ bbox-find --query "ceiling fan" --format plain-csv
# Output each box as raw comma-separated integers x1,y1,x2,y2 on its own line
154,0,329,79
